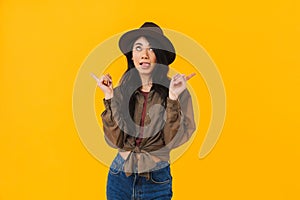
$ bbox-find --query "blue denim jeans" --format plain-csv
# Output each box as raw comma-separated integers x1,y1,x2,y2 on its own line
106,153,173,200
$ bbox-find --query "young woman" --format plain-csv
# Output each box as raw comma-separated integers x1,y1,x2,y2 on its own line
93,22,196,200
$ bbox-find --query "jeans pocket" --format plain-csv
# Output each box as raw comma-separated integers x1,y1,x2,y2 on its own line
109,154,125,176
150,166,171,184
109,167,121,175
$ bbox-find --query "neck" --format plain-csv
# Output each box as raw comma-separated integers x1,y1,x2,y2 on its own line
139,74,152,92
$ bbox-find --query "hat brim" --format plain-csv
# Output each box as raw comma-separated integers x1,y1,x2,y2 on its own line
119,29,176,65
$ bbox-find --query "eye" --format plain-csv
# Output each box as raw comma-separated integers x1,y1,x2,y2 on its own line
135,46,142,51
149,48,154,51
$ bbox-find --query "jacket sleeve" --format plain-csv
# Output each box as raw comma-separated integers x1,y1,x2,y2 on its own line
101,97,124,149
163,89,196,149
161,97,182,145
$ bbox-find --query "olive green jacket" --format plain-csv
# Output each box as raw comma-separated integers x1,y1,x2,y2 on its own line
101,86,196,175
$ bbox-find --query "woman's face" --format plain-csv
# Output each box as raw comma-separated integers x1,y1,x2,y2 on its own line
132,36,157,76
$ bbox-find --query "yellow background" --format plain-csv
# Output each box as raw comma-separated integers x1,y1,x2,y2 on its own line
1,0,299,199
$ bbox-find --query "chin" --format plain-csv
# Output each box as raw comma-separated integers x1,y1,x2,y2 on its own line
137,67,155,75
138,70,153,76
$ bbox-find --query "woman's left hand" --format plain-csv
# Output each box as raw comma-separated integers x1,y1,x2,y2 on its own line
169,73,196,100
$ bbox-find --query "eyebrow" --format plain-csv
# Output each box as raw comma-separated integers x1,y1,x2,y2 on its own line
133,42,151,46
133,42,143,46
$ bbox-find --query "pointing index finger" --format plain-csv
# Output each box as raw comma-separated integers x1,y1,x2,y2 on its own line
90,73,99,82
185,72,196,81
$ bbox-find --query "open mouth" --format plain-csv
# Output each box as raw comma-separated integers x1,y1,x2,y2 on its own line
139,62,151,67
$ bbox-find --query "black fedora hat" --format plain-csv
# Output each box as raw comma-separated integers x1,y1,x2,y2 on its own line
119,22,176,65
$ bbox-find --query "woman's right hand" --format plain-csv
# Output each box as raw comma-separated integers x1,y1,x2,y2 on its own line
91,73,113,99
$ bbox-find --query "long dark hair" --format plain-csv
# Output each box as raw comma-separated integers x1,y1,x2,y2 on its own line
118,36,172,121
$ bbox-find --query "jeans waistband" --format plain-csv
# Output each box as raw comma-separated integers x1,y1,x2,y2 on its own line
110,153,169,173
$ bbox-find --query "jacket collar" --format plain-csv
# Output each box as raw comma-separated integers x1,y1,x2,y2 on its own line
134,87,156,101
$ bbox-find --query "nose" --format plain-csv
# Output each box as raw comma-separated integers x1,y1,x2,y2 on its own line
141,48,149,59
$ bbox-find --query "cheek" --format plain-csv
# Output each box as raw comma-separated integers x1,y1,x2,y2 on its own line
150,54,156,63
132,54,139,62
132,54,141,67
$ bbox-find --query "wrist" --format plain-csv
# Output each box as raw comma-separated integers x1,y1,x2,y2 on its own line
169,91,178,100
105,93,113,100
